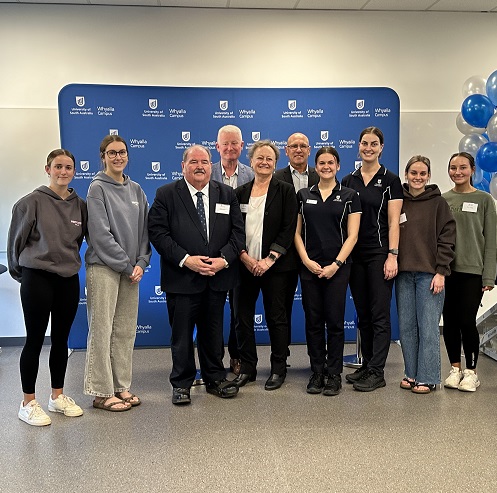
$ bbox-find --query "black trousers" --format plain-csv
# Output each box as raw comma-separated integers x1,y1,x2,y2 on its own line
236,268,290,375
349,257,393,376
225,287,240,360
283,269,299,349
167,288,227,388
20,268,80,394
301,264,351,376
443,271,483,369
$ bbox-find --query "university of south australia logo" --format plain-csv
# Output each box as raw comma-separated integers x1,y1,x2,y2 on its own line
288,100,297,111
252,131,260,142
254,314,263,324
80,161,89,172
151,162,160,172
321,130,329,141
149,99,158,110
182,131,190,142
219,101,228,111
155,286,163,296
76,96,85,107
356,99,365,110
109,129,118,136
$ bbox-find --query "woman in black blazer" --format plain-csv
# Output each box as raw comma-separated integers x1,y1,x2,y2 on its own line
233,140,298,391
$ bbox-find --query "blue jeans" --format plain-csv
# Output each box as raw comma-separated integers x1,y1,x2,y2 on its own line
395,272,444,385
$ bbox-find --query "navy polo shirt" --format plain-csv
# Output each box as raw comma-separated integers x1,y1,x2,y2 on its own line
341,165,403,256
297,182,362,268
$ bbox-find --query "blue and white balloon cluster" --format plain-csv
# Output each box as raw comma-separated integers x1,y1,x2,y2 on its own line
457,71,497,196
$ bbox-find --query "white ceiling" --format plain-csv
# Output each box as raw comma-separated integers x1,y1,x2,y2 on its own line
0,0,496,11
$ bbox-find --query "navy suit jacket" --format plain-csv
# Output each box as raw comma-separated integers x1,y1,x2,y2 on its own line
273,165,319,191
211,161,254,187
148,178,245,294
235,177,299,273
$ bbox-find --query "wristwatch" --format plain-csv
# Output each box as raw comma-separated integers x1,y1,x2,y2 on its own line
334,259,343,267
388,248,399,255
221,253,229,268
268,252,277,262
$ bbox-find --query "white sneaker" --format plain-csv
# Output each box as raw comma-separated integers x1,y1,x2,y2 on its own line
458,369,480,392
444,366,463,389
18,400,51,426
48,394,83,417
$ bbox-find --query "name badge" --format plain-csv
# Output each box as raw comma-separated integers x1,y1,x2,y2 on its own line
399,213,407,224
306,199,318,204
240,204,249,213
462,202,478,213
215,203,230,214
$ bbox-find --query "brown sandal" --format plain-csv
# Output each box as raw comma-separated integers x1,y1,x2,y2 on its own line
93,397,131,412
115,392,141,407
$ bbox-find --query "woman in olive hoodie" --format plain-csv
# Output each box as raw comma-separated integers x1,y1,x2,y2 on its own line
396,155,456,394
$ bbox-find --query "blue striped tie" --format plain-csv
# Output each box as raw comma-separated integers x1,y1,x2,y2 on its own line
196,191,207,238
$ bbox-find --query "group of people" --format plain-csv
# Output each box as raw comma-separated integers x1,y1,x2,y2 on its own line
7,123,496,425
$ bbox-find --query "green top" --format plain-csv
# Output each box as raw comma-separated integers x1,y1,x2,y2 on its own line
442,189,497,287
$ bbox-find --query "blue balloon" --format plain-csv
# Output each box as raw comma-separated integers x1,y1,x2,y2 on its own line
475,178,490,192
483,170,494,183
476,142,497,172
486,69,497,106
461,94,495,128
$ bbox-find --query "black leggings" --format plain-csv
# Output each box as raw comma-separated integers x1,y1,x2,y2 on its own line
442,271,483,370
20,268,80,394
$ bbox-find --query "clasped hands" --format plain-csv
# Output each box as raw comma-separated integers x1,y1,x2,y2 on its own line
184,255,226,276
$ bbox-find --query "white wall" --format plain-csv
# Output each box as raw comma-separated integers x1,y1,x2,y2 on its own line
1,5,496,337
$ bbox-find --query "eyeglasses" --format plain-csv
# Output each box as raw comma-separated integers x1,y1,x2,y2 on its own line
286,144,309,150
104,149,128,158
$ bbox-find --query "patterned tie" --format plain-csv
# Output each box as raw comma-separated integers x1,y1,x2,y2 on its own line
196,191,207,238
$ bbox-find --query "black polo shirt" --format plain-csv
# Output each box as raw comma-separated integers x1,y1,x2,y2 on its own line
341,165,403,257
297,182,362,269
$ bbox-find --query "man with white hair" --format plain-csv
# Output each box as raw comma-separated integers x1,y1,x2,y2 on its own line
211,125,254,375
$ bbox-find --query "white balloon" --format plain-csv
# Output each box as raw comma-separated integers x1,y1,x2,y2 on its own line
486,113,497,142
459,133,488,157
456,112,485,135
462,75,487,97
489,174,497,200
473,165,484,185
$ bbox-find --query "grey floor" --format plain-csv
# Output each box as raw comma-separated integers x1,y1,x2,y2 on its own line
1,342,496,493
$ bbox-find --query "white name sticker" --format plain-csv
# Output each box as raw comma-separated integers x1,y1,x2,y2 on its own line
215,203,230,214
240,204,249,213
399,213,407,224
462,202,478,213
306,199,318,204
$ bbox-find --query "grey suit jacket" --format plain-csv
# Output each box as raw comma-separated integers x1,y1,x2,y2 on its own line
211,161,254,188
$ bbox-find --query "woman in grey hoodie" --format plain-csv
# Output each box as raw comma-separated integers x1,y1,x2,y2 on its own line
84,135,151,411
8,149,87,426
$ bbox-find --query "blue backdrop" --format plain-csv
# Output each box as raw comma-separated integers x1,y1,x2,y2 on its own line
58,84,400,349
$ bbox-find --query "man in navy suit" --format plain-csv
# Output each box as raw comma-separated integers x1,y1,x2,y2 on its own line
148,145,245,405
211,125,254,376
274,132,319,356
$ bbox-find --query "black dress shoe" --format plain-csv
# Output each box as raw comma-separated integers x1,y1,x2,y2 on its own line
264,373,286,391
172,387,191,405
233,373,256,387
206,379,239,398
